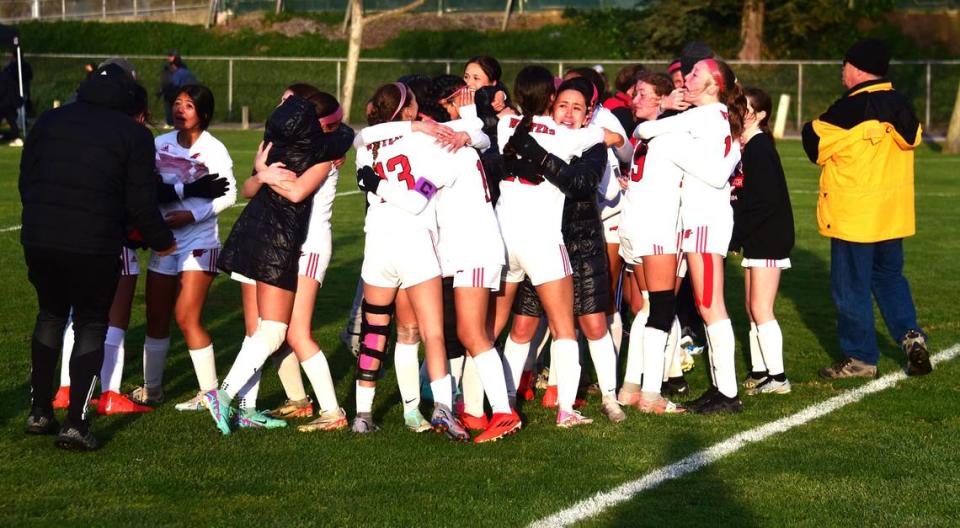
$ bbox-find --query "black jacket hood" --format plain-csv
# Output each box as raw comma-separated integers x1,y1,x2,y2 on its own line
76,64,137,115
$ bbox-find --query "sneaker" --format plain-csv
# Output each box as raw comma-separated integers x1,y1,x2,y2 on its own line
902,330,932,376
617,387,640,406
430,403,470,442
56,424,100,451
97,391,153,415
298,408,348,432
8,138,23,147
686,386,720,413
25,410,59,435
128,385,165,406
173,391,207,412
264,397,314,419
474,410,521,443
679,333,704,355
517,370,535,401
634,396,686,415
680,348,696,372
692,392,743,415
235,409,288,429
541,386,587,409
535,369,550,391
402,408,432,433
340,328,361,357
661,376,690,397
202,389,234,436
742,372,770,390
52,386,70,409
584,382,603,396
746,377,792,395
459,412,489,432
819,357,877,379
351,412,379,434
600,396,627,423
556,409,593,428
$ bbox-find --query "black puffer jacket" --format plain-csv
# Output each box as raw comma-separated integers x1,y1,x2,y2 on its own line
218,96,354,291
512,143,610,317
19,66,173,255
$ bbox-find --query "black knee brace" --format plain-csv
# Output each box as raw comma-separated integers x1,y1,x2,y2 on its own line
356,299,394,382
646,290,676,333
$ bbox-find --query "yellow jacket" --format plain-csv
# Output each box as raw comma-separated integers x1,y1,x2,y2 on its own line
801,80,922,243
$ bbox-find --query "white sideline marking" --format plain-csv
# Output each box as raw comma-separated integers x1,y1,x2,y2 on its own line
0,190,364,234
530,344,960,528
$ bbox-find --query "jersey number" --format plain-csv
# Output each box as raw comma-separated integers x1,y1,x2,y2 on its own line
476,160,492,203
374,154,415,190
629,141,648,182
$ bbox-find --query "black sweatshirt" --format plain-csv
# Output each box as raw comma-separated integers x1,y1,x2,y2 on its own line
729,132,794,259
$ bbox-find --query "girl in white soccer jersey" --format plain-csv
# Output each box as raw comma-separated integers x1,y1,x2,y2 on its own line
633,59,745,415
129,84,237,409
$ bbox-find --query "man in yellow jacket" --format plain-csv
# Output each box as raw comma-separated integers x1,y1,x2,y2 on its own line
802,38,931,379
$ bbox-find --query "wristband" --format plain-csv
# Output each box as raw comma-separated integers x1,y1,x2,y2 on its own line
414,177,438,200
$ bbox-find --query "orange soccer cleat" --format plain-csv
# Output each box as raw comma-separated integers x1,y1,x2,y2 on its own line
474,410,522,443
96,391,154,415
52,386,70,409
458,411,489,432
516,370,535,401
541,385,587,409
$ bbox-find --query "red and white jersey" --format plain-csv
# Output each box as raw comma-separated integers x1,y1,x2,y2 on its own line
590,106,632,222
154,130,236,253
435,148,505,276
301,166,339,253
495,114,604,238
620,133,685,245
356,128,458,234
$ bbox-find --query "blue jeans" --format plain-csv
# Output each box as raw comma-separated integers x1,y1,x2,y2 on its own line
830,238,920,365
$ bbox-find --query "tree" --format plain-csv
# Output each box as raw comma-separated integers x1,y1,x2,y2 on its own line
738,0,764,61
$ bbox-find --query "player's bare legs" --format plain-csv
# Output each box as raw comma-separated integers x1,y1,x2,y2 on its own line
492,280,520,338
534,275,588,425
174,271,216,350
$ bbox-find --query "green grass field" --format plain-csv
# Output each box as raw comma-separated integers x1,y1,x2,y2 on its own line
1,132,958,526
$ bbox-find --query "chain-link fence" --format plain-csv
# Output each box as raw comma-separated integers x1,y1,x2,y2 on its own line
0,0,208,22
23,53,960,135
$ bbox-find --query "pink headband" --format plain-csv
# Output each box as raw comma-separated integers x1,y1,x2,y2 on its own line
319,106,343,127
702,59,725,92
389,82,408,121
590,84,598,105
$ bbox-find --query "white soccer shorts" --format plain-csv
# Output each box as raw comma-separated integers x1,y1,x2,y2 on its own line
503,232,571,287
602,214,621,245
361,229,441,289
299,249,332,285
148,247,220,276
741,257,792,269
453,265,503,292
679,223,733,256
120,247,140,276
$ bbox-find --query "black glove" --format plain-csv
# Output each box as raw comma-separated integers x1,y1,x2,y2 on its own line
503,155,543,185
184,173,229,199
357,166,381,194
506,122,549,168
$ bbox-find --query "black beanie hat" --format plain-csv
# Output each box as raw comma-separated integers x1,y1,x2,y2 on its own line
844,38,890,77
680,41,714,76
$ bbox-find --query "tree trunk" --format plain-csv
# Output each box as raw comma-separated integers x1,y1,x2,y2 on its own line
945,80,960,154
341,0,364,122
275,0,283,15
737,0,764,62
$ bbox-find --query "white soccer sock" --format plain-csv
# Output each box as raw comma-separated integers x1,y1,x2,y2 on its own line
548,349,558,386
608,312,624,354
300,351,339,413
100,326,125,393
221,320,288,399
665,317,683,380
430,374,454,409
449,355,465,393
748,321,766,373
640,327,668,395
355,382,375,414
553,338,581,412
143,336,171,388
188,343,218,392
394,341,421,412
473,349,510,414
623,309,647,387
237,369,261,410
502,336,529,398
587,333,617,398
757,320,785,376
462,356,485,416
273,345,308,401
707,319,738,398
60,318,74,386
640,290,650,317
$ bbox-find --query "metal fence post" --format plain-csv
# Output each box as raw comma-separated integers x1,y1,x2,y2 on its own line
925,62,931,131
61,0,65,20
102,0,106,19
445,61,451,75
336,60,342,103
173,0,177,15
558,61,563,77
228,58,234,120
796,63,803,133
134,0,138,16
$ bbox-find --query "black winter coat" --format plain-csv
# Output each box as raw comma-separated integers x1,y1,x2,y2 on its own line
218,96,354,291
19,69,173,255
729,133,794,259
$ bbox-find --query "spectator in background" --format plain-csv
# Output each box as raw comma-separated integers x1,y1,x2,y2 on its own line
1,52,31,146
667,59,683,89
603,63,645,136
84,61,98,78
160,50,197,127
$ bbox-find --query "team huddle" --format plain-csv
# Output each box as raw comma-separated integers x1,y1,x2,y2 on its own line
28,43,801,448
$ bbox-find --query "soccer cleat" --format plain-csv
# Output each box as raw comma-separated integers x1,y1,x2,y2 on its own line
298,408,348,432
819,357,877,379
264,397,315,419
235,409,288,429
685,386,720,413
202,390,235,436
616,388,641,407
541,385,586,409
351,412,379,434
340,328,361,357
128,385,165,406
535,369,550,390
459,411,489,432
431,403,470,442
474,410,522,443
680,348,696,372
25,411,59,435
902,330,932,376
174,391,207,412
679,333,704,355
556,409,593,428
661,376,690,397
633,396,686,415
742,371,770,390
517,370,536,401
8,138,24,147
746,377,792,396
97,391,153,415
600,396,627,423
56,425,100,451
692,392,743,415
403,408,432,433
52,386,70,410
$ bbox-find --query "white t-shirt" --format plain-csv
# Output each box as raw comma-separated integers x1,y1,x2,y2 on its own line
154,130,236,253
590,107,632,221
301,166,339,252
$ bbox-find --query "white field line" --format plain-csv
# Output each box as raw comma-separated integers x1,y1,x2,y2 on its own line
0,189,364,234
530,344,960,528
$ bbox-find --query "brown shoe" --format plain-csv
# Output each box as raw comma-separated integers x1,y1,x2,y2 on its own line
819,357,877,379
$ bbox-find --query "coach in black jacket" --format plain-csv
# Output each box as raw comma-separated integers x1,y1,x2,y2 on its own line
20,63,175,450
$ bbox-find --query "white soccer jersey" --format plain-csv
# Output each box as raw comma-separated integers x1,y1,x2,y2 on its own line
154,130,236,253
301,166,339,252
590,107,632,222
619,132,685,257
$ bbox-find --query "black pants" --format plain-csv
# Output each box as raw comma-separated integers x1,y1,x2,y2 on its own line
25,246,119,429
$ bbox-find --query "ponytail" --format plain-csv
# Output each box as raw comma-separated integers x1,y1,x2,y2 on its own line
715,60,747,140
743,86,773,141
